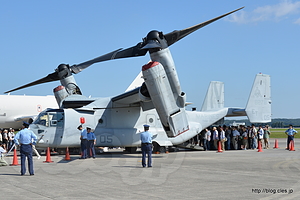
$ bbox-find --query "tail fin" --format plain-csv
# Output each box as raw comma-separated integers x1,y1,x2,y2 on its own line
201,81,224,111
125,71,144,92
245,73,271,123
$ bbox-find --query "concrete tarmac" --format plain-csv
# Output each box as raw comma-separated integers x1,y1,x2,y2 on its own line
0,138,300,200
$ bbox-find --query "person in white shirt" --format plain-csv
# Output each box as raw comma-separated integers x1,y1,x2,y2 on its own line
212,127,219,150
0,143,8,166
203,128,211,151
8,128,15,151
218,126,226,151
249,124,257,149
232,127,240,150
241,127,248,150
257,125,264,149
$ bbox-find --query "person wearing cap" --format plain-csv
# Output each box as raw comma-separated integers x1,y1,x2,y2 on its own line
140,124,153,167
14,122,37,175
285,124,297,150
86,127,96,159
78,125,88,159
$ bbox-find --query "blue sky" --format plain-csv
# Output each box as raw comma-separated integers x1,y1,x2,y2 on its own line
1,0,299,118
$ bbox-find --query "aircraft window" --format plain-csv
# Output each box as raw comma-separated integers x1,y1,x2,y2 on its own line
34,113,49,127
50,120,57,126
149,118,154,123
38,130,44,134
49,112,64,127
40,120,47,126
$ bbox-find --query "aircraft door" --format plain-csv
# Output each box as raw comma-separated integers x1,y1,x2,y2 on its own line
48,111,64,146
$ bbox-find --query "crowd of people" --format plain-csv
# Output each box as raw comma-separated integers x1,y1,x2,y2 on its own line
0,128,16,152
192,124,273,151
0,124,42,168
0,128,16,166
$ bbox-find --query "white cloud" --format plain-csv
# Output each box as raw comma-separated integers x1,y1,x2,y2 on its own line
294,17,300,24
227,0,300,24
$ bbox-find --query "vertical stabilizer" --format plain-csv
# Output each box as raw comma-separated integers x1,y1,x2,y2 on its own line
125,71,144,92
201,81,224,111
246,74,271,123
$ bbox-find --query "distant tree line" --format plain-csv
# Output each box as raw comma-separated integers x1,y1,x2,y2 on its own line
224,118,300,128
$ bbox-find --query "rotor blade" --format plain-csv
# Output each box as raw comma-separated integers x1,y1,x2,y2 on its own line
71,48,122,74
5,72,59,93
5,7,244,94
164,7,244,46
71,7,243,74
71,46,147,74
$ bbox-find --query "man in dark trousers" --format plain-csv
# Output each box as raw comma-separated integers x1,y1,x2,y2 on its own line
140,125,153,168
14,122,37,175
78,125,87,159
285,124,297,150
86,127,96,159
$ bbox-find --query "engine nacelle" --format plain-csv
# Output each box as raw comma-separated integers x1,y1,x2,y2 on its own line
149,48,182,104
60,75,82,95
53,86,68,107
142,61,189,137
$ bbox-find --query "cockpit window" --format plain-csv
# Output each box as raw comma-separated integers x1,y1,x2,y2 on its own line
34,111,64,127
34,112,48,126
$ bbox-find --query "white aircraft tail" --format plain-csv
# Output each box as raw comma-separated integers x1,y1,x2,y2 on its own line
125,72,144,92
201,81,224,111
245,73,271,123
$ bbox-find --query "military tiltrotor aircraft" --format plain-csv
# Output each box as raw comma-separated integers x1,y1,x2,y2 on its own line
6,7,272,153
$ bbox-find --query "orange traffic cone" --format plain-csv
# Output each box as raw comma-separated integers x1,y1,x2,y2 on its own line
10,148,20,166
257,140,263,152
289,140,295,151
65,147,71,161
217,141,223,153
273,139,279,149
43,147,54,163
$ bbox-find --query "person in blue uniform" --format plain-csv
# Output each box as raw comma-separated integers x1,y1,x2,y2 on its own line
285,124,297,150
14,122,37,175
86,127,96,159
78,125,88,159
140,124,153,168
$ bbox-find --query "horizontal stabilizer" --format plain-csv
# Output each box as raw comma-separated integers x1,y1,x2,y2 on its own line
246,74,271,123
201,81,224,111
